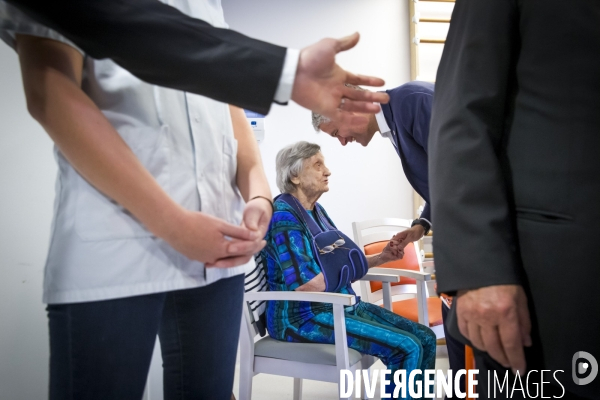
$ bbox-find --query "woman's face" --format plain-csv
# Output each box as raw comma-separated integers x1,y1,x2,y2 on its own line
292,152,331,198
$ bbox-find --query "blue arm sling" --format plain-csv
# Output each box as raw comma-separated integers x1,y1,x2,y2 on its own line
276,194,369,292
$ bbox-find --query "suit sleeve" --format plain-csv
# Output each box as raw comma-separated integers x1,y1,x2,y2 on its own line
407,92,433,153
428,0,522,294
421,203,431,223
413,92,432,222
7,0,286,115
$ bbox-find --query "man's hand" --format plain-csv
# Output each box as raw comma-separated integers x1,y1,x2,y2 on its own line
392,225,425,250
292,32,390,125
206,197,272,268
163,208,261,266
456,285,532,374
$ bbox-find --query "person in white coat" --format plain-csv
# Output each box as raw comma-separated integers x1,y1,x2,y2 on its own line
0,1,271,398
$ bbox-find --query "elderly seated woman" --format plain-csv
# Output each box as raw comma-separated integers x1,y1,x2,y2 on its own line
261,141,436,398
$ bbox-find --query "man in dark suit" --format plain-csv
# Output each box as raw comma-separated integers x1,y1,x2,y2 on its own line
6,0,388,119
313,81,468,395
314,81,434,243
429,0,600,398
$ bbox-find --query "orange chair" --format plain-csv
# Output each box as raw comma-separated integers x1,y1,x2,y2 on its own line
352,218,445,339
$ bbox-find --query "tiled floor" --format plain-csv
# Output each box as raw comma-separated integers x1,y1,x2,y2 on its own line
232,345,450,400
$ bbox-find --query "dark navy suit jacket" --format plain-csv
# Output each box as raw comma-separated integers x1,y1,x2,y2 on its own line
381,81,434,222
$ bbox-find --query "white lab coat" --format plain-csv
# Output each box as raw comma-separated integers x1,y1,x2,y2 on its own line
0,0,254,304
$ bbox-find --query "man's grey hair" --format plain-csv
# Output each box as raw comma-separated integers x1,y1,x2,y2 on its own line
311,83,366,132
276,141,321,193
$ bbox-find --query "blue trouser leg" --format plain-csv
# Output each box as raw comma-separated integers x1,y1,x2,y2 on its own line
48,275,244,400
288,301,437,399
353,302,437,399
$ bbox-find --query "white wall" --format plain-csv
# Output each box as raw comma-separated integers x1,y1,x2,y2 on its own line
0,1,413,399
222,0,414,237
0,44,56,399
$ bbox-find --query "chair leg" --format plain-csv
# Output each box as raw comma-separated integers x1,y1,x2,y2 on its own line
361,369,370,400
238,361,253,400
293,378,303,400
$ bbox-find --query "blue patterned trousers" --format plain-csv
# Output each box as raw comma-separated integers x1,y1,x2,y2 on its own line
279,300,437,399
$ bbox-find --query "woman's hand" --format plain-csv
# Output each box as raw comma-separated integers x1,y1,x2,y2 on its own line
164,207,263,266
206,197,272,268
380,239,404,262
368,239,404,268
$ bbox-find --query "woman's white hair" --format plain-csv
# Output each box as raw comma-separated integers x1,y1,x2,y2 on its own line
276,141,321,193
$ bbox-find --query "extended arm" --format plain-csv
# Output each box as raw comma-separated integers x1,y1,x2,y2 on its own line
7,0,389,118
16,34,261,265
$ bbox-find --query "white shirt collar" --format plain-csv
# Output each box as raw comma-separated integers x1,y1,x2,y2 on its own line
375,105,392,139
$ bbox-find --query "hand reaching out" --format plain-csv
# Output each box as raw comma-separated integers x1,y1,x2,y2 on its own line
292,33,390,126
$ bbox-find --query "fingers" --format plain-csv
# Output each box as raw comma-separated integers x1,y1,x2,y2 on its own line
517,292,533,347
335,32,360,53
342,83,390,103
467,322,485,351
206,254,254,269
481,326,510,368
338,101,382,114
498,318,527,374
345,71,387,88
211,239,267,268
219,221,259,241
227,239,266,255
457,305,471,341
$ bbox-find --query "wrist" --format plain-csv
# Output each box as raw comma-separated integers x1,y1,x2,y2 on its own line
149,201,188,241
410,218,430,236
250,195,274,215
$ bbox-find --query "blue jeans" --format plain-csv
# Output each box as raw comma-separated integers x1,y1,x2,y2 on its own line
47,274,244,400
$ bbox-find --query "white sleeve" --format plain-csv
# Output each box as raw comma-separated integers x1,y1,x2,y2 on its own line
0,1,83,55
273,48,300,104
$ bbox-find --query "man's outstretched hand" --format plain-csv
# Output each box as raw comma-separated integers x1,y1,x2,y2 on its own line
292,32,389,125
456,284,532,375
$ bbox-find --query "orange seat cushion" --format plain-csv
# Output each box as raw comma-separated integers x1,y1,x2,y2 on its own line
364,241,420,292
387,297,443,327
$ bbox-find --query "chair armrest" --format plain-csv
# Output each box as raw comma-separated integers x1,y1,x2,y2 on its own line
368,267,432,281
360,271,401,283
245,291,356,306
246,290,354,370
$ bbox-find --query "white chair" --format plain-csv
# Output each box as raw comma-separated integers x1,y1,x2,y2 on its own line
238,234,440,400
239,290,377,400
352,218,444,339
239,255,415,400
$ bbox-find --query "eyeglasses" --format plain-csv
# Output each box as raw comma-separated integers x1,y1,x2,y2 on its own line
318,238,347,254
